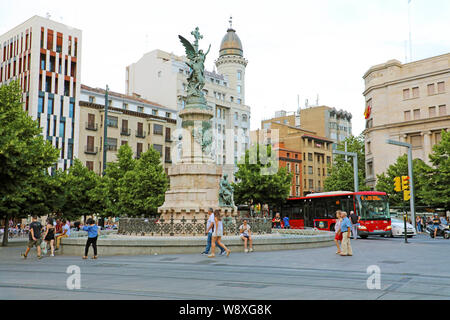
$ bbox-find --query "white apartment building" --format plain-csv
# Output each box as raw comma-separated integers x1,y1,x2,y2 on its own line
0,16,82,172
125,25,250,181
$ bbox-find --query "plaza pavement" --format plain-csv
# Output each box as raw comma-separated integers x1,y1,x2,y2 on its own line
0,234,449,300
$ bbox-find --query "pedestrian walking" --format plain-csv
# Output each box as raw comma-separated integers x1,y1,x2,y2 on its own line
21,216,43,259
208,210,231,258
239,219,253,253
339,211,353,256
201,208,225,256
334,211,343,254
432,214,440,238
82,218,99,259
349,211,359,240
43,218,55,257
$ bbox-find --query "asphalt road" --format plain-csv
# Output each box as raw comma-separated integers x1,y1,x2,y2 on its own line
0,233,449,300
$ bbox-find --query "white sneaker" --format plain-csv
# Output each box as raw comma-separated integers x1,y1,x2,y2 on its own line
245,249,249,253
50,254,54,257
249,248,253,252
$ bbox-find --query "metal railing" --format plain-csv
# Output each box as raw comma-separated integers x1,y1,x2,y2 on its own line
84,146,98,155
118,216,272,237
120,128,131,136
85,122,98,131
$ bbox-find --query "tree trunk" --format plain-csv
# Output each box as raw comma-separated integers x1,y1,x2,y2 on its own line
2,214,9,247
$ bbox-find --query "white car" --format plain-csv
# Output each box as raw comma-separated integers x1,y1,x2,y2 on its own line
390,218,417,237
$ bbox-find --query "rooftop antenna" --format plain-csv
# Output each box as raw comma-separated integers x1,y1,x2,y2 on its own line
229,15,233,29
305,99,309,108
316,94,319,106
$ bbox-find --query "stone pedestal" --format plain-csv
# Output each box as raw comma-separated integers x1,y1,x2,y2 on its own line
158,102,237,222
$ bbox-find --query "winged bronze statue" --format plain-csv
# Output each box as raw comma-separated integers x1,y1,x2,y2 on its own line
178,28,210,98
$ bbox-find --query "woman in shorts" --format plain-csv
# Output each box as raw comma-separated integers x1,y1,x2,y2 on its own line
334,211,343,254
43,218,56,257
208,210,231,258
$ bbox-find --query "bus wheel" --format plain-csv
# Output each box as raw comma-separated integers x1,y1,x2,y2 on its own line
360,235,368,239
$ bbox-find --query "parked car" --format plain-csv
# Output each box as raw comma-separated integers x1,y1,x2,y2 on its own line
390,218,416,238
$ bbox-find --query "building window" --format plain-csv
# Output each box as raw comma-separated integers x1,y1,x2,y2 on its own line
237,85,241,94
404,110,411,121
242,114,248,122
89,96,95,103
429,106,436,118
106,138,118,151
367,161,373,176
107,116,118,128
439,105,447,116
234,112,238,121
403,89,410,100
123,103,128,110
308,179,314,189
237,71,242,80
427,83,435,95
237,98,241,104
86,161,94,171
413,109,420,120
367,141,371,154
308,153,313,161
412,87,419,98
437,81,445,94
411,135,422,148
308,166,313,174
137,106,144,113
166,112,171,118
153,124,163,135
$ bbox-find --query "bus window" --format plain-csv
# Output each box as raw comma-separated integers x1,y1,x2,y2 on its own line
292,205,300,220
315,201,326,219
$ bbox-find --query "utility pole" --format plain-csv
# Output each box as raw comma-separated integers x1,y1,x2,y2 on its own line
386,139,416,232
102,85,109,176
333,149,358,192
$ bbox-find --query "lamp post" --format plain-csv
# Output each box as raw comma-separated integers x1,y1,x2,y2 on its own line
102,85,109,176
333,149,359,192
386,139,416,232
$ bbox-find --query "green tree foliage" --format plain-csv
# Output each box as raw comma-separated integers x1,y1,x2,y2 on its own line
375,154,430,207
0,81,58,245
233,144,292,208
324,135,370,192
419,130,450,210
61,159,105,220
117,148,169,216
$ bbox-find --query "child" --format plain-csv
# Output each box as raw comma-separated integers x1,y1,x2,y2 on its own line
81,218,99,259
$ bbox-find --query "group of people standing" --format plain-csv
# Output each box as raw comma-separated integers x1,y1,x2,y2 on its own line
334,210,359,256
21,216,99,260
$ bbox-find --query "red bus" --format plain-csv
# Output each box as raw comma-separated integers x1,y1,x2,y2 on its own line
280,191,392,238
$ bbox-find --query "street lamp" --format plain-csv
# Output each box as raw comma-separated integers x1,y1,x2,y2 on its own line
102,85,109,176
386,139,416,232
332,149,359,192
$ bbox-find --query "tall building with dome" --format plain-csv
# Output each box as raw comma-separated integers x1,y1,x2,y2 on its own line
125,21,250,181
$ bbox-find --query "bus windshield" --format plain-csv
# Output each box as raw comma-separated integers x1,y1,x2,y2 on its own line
356,195,390,220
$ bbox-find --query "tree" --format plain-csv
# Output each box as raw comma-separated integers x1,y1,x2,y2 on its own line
117,147,169,216
233,144,292,209
101,144,136,217
324,134,370,192
60,159,104,221
0,81,58,246
419,130,450,210
375,154,430,208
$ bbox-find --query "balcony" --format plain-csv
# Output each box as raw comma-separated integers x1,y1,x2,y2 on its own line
165,158,172,164
136,130,147,139
85,122,98,131
120,128,131,136
84,146,98,155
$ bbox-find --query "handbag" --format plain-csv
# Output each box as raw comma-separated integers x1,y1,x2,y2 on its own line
40,240,48,255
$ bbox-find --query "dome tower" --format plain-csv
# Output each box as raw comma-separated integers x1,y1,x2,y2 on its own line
215,17,248,104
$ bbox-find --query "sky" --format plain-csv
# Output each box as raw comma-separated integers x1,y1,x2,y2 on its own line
1,0,449,136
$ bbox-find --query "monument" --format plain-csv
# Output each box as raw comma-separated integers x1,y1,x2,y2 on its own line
158,28,237,221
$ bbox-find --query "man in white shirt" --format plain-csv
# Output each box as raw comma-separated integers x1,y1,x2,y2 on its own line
55,219,71,250
201,208,225,255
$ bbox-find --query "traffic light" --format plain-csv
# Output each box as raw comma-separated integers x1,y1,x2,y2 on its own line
404,189,411,201
394,177,401,192
401,176,410,190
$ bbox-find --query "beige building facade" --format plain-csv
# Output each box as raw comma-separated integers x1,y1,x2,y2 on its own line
78,84,177,175
262,106,352,146
363,53,450,188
